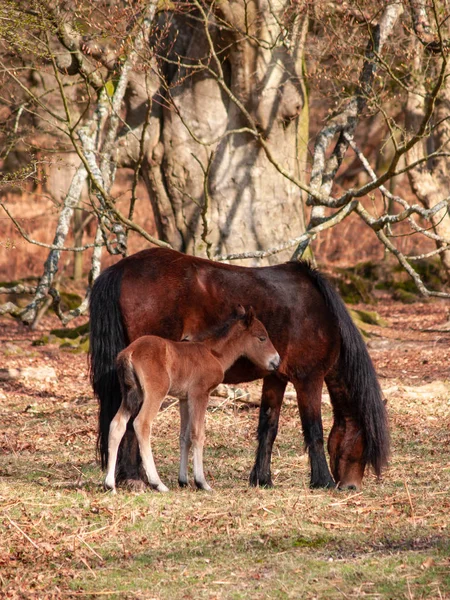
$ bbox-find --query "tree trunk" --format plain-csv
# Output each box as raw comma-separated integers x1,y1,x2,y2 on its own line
121,2,309,263
72,203,84,281
405,23,450,280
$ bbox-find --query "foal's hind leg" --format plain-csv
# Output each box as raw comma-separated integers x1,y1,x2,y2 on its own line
178,399,191,487
105,405,131,491
294,375,335,489
249,375,287,487
133,381,170,493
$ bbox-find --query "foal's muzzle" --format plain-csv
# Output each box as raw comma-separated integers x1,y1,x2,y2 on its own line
269,354,281,371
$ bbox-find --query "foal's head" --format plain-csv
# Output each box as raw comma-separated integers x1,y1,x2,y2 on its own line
232,305,281,372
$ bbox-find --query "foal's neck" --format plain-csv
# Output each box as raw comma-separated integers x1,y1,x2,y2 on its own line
203,334,243,371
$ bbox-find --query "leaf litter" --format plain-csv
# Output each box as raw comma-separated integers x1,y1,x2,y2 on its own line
0,299,449,599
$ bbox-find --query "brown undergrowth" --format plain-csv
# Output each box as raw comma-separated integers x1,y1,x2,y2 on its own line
0,298,449,599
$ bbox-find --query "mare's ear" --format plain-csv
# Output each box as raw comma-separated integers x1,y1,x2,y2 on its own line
244,306,255,326
235,304,246,318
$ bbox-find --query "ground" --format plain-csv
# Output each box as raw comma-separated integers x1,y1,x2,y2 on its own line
0,297,449,599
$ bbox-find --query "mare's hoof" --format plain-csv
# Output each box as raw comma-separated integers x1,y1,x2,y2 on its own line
310,479,336,490
249,471,273,488
121,479,148,493
178,479,189,488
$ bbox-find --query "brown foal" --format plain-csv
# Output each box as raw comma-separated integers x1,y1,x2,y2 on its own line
104,306,280,492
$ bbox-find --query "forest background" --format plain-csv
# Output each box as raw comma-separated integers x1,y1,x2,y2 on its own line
1,0,450,321
1,3,450,599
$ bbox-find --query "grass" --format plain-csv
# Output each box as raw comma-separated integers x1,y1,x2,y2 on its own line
1,344,450,598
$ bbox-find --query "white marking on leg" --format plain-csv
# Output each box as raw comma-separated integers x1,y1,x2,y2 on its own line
189,395,212,491
192,442,211,492
104,407,130,491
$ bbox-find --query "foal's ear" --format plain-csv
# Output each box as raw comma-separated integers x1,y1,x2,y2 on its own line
244,305,256,326
235,304,246,317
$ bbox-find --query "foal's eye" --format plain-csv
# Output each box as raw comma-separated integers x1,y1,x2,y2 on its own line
258,336,267,342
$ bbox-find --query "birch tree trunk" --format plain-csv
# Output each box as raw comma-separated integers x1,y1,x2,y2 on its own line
405,45,450,279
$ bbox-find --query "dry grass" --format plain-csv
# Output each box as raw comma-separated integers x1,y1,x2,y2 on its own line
1,305,450,599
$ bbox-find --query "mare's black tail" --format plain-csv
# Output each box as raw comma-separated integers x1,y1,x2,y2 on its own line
89,264,127,469
305,265,390,476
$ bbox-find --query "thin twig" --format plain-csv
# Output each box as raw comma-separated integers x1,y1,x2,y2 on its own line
76,535,104,562
404,480,416,526
5,515,40,551
79,557,97,579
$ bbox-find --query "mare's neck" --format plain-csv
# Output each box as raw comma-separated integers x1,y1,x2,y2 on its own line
203,335,242,371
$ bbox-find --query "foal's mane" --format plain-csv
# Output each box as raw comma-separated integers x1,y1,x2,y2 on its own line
190,312,245,343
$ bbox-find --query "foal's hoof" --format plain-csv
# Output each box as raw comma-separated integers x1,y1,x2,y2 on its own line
155,482,169,493
104,476,116,492
195,480,212,492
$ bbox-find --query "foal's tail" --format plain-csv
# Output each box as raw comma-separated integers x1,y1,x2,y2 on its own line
116,353,143,417
306,266,390,477
89,264,127,470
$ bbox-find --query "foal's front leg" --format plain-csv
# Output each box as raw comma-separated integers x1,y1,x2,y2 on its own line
189,392,212,491
104,405,131,491
178,399,191,487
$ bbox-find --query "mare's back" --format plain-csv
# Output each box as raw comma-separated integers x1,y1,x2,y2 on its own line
117,249,337,372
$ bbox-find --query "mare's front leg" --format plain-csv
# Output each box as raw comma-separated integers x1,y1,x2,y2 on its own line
133,384,169,493
249,374,287,487
188,391,212,491
104,405,131,491
178,399,191,487
294,375,335,489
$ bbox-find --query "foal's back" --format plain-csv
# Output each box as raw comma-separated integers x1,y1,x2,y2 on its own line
118,335,223,399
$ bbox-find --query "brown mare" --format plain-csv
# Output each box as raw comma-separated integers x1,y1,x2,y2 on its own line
104,306,280,493
90,248,389,491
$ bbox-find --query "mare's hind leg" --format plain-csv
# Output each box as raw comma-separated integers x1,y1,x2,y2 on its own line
133,381,170,493
178,399,191,487
294,375,335,489
249,375,287,487
105,405,131,491
326,371,365,490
